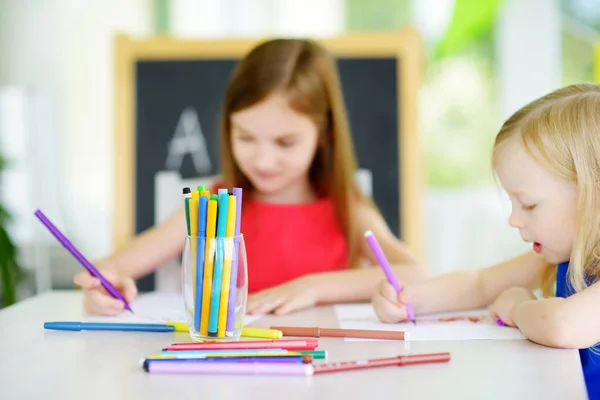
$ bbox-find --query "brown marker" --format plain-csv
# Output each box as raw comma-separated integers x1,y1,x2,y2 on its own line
270,326,409,341
313,352,450,374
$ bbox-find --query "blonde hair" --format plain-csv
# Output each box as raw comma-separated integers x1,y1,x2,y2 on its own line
492,83,600,297
220,38,373,269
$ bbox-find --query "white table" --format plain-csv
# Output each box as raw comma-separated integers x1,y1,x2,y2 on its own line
0,291,587,399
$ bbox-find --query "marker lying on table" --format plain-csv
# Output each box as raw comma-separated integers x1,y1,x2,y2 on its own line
270,326,408,341
164,338,318,351
159,349,291,358
166,322,282,339
143,355,312,366
364,230,415,325
34,209,133,313
44,322,174,332
312,352,451,374
144,361,314,376
143,353,451,375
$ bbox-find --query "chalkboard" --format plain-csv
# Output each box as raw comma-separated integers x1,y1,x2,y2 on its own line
114,31,423,290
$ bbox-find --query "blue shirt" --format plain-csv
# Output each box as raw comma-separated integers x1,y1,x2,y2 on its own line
556,261,600,399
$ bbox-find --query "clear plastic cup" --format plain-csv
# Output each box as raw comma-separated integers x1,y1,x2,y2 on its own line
182,234,248,341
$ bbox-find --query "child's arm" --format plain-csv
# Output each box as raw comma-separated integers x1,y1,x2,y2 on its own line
96,207,187,279
410,251,546,314
511,283,600,348
372,250,547,322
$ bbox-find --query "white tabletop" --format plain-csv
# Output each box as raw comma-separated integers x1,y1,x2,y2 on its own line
0,291,587,400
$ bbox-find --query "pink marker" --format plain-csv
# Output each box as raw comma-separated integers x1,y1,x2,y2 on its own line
144,361,314,376
365,230,416,325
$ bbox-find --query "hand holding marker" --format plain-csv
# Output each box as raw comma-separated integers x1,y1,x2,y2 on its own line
364,230,415,325
34,210,133,312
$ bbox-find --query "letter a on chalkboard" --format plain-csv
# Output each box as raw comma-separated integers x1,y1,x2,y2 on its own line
165,107,212,175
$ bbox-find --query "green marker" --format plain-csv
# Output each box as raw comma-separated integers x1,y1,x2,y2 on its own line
299,350,327,359
183,187,191,236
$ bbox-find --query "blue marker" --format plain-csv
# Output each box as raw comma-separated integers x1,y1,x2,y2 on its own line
44,321,174,332
195,195,209,332
208,192,229,336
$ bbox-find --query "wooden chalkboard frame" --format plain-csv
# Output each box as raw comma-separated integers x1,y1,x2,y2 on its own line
114,29,424,257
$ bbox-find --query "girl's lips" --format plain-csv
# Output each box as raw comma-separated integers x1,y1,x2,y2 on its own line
533,242,543,253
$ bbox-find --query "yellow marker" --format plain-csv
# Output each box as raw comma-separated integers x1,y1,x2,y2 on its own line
165,321,282,340
189,192,199,300
200,198,218,336
165,321,188,332
200,190,210,198
241,327,283,339
217,195,237,337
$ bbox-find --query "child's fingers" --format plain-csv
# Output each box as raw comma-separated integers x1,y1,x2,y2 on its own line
73,272,101,289
379,280,401,304
119,277,138,302
371,291,406,323
248,292,285,314
397,291,412,306
274,296,306,315
84,289,125,315
246,292,267,314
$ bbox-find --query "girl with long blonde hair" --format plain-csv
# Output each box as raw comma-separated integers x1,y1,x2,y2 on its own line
372,83,600,398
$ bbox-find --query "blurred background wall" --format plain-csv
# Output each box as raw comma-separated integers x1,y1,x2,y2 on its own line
0,0,599,303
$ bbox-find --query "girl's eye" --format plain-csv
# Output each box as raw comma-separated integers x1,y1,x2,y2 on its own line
277,140,295,148
523,204,536,211
236,135,254,142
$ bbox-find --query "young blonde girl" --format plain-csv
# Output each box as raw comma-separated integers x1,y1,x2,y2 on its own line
76,38,429,317
372,83,600,398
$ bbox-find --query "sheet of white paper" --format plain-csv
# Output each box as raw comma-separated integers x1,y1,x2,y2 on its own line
334,303,526,341
86,292,263,325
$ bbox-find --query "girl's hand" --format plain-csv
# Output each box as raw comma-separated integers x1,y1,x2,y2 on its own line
246,276,318,315
73,263,138,315
371,279,411,323
491,287,536,327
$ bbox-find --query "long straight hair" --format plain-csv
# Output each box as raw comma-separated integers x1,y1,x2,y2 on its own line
492,83,600,296
220,39,370,268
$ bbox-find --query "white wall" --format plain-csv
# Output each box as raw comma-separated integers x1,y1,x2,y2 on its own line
0,0,152,291
496,0,562,120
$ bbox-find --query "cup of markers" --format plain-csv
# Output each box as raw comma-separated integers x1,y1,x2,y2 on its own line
182,186,248,342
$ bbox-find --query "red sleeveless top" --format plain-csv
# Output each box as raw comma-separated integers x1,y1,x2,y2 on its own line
241,198,349,293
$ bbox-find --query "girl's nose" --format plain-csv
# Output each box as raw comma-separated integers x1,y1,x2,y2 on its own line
253,145,277,170
508,210,524,229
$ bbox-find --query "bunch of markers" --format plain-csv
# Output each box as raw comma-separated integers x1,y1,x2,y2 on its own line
183,185,243,339
141,337,452,376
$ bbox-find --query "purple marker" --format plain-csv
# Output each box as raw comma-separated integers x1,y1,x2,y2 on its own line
34,209,133,312
496,318,505,326
225,187,243,336
365,230,416,325
144,361,314,376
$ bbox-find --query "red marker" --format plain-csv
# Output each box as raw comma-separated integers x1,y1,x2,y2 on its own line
164,339,319,352
313,352,451,374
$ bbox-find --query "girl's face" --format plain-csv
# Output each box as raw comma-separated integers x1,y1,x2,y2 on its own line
230,93,319,201
494,140,577,264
